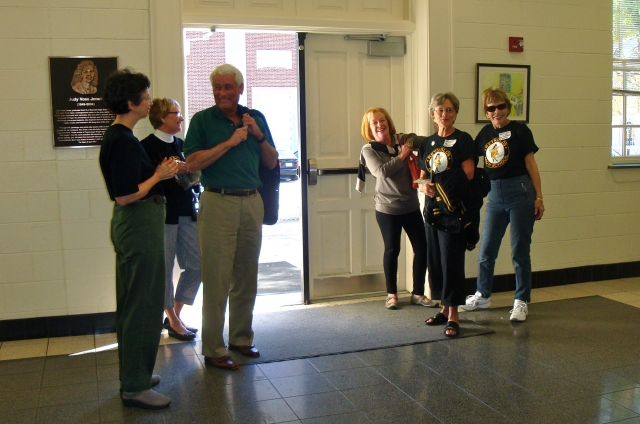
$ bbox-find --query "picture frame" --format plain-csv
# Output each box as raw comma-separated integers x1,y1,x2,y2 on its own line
475,63,530,123
49,56,118,147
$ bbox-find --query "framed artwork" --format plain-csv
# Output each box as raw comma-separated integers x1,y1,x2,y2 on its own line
475,63,530,123
49,56,118,147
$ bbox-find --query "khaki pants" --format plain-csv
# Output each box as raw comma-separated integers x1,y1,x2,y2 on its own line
111,202,165,393
198,191,263,358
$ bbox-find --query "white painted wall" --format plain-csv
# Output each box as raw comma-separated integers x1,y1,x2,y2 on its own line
0,1,156,320
422,0,635,278
0,0,636,320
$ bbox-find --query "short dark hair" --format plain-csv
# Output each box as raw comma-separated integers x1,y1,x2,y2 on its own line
103,68,151,115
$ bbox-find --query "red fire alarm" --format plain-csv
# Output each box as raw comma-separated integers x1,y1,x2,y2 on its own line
509,37,524,52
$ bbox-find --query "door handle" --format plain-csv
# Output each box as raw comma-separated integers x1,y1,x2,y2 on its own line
308,158,318,185
317,168,359,175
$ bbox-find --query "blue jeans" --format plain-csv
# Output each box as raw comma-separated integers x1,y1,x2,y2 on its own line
476,174,535,302
164,216,202,310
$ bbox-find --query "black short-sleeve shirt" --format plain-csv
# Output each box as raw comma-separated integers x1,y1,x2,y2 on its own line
475,121,538,180
140,134,197,224
418,129,476,181
99,124,161,201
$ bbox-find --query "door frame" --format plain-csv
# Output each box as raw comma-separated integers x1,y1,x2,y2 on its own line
297,32,312,305
179,27,420,304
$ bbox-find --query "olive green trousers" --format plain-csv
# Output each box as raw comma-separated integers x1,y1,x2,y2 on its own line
111,202,165,393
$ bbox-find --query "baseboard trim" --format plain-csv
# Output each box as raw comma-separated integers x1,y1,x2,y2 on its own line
464,260,640,297
0,312,115,343
2,261,640,342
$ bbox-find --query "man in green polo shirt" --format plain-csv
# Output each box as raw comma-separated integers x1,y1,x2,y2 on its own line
184,63,278,370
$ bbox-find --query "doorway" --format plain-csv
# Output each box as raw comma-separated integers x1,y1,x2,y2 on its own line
183,28,304,308
182,28,410,309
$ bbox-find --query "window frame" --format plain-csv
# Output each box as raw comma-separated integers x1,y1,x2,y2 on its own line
612,0,640,163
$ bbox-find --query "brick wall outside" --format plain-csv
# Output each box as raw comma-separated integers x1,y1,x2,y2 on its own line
245,33,298,108
185,31,297,121
185,30,225,121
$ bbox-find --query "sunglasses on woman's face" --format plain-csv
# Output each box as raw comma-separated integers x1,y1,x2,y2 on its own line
486,103,508,112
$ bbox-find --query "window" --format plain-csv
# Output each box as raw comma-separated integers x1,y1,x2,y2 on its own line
613,0,640,157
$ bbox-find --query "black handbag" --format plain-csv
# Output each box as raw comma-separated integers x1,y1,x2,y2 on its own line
258,162,280,225
242,107,280,225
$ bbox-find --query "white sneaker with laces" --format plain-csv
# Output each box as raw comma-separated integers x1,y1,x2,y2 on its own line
462,291,490,311
510,300,528,321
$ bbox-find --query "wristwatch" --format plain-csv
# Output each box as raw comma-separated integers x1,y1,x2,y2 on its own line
256,136,266,143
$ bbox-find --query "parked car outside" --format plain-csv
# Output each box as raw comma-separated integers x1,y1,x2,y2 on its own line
277,149,300,181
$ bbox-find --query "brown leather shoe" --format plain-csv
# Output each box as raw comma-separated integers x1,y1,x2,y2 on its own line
228,344,260,358
204,355,238,370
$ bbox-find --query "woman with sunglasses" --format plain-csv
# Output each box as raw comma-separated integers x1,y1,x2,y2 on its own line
462,87,544,322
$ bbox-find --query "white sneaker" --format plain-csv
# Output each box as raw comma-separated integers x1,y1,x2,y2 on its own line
510,300,528,322
462,291,490,311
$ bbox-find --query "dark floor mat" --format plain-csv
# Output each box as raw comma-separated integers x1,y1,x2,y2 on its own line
227,299,493,364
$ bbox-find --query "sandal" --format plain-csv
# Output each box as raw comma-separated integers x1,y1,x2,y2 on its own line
385,295,398,310
444,321,460,338
425,312,447,326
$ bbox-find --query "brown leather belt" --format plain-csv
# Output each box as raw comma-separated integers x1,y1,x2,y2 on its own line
204,187,257,197
137,195,166,204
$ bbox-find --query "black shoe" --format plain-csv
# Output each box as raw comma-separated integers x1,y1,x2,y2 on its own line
164,317,198,334
167,325,196,341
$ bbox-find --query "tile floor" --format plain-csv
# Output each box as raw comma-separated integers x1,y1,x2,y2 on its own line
1,278,640,423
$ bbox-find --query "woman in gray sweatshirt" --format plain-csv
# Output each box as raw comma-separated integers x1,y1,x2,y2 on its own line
357,107,436,310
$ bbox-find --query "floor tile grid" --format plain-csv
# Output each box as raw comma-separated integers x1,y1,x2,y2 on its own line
449,297,640,424
0,330,522,422
2,278,640,362
161,328,640,422
2,280,640,423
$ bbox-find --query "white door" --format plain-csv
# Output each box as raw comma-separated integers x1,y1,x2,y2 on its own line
301,33,407,301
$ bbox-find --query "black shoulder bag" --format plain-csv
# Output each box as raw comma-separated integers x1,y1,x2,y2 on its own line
244,108,280,225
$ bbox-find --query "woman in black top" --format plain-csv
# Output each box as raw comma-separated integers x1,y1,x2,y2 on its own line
462,87,544,322
419,92,476,338
141,99,201,341
99,69,178,410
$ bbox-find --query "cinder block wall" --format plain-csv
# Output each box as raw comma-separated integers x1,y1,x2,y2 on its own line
0,0,636,323
0,2,153,320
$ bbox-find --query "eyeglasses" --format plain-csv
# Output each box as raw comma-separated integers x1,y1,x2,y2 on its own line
435,108,455,115
485,103,508,112
166,112,183,118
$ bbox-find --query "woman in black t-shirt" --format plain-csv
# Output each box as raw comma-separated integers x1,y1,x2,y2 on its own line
419,92,476,338
462,87,544,322
99,69,178,410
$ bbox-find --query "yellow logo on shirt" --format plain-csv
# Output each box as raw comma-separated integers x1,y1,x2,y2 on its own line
484,138,509,168
425,148,453,174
